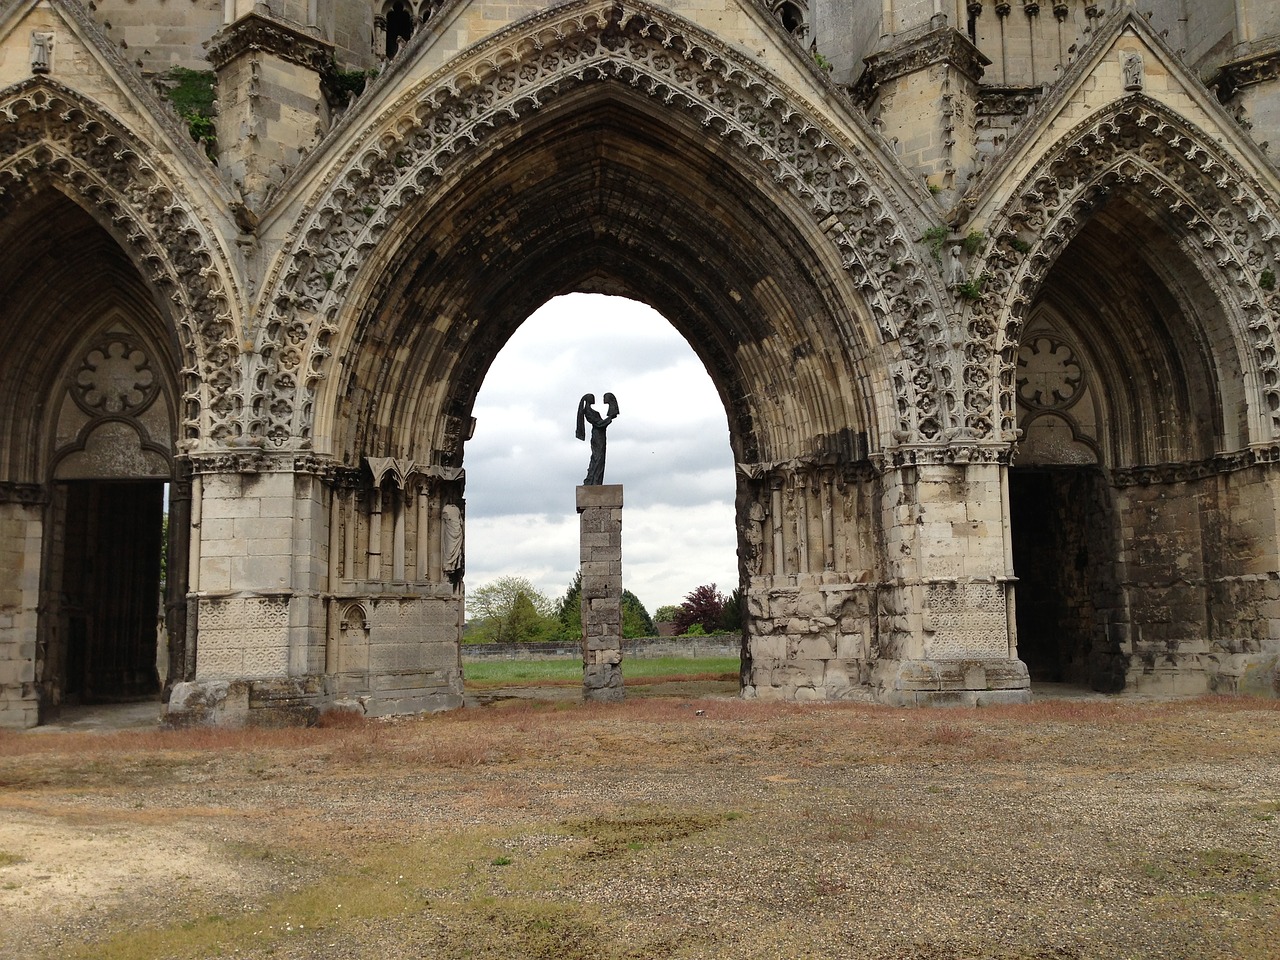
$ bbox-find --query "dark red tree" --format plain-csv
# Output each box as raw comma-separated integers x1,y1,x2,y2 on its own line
672,583,725,635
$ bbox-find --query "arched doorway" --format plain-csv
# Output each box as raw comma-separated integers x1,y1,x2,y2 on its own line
0,193,188,720
310,85,888,711
464,292,737,643
1009,192,1242,694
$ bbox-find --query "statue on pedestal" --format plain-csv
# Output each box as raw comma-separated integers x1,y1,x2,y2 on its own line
575,392,619,485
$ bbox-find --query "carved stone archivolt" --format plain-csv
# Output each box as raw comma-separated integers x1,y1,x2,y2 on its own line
0,81,241,448
968,97,1280,442
258,0,956,451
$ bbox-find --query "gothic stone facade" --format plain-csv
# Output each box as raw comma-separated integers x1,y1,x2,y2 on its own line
2,0,1279,727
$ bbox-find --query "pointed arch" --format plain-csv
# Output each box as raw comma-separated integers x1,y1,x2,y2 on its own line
967,98,1280,446
0,80,244,446
257,0,955,451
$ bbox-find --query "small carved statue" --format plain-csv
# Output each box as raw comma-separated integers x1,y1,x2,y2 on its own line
576,392,619,485
441,502,463,587
743,501,767,577
30,32,53,75
948,244,967,288
1123,52,1144,92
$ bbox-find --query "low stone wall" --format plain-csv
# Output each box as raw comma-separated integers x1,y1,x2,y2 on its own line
461,635,741,661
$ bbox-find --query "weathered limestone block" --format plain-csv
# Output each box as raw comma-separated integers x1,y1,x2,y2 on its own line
577,484,623,702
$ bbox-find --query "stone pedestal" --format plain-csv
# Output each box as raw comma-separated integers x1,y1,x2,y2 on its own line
577,484,624,702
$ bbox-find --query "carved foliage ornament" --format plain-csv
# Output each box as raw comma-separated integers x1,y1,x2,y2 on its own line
969,99,1280,441
260,0,955,450
0,83,240,445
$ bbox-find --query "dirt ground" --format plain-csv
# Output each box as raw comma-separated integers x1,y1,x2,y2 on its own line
1,691,1278,960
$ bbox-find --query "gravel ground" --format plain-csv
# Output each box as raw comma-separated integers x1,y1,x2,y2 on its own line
1,693,1277,960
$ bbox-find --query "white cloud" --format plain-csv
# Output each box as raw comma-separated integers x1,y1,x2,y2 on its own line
464,293,738,610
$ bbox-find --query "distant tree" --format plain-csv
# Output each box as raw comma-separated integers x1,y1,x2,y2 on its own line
673,583,725,635
622,590,656,638
719,587,742,632
556,570,656,638
653,604,679,624
468,576,557,643
555,570,583,638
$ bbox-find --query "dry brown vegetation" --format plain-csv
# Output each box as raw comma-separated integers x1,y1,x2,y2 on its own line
1,694,1278,959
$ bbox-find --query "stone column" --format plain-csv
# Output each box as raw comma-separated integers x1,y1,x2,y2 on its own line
207,11,334,208
873,452,1029,705
577,484,624,702
166,455,331,726
0,485,43,728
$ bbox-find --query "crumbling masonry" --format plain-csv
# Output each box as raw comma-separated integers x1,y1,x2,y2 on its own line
2,0,1280,726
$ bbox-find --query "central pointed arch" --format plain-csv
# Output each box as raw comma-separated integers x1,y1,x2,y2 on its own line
258,0,955,450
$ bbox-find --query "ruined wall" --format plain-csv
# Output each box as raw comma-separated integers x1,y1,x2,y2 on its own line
742,464,880,701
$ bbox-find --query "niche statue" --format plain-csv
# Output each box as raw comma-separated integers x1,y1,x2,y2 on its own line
576,392,619,485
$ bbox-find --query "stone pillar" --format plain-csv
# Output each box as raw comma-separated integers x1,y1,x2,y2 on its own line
577,484,624,702
0,486,43,728
856,25,989,199
207,11,333,208
166,455,330,726
873,455,1029,705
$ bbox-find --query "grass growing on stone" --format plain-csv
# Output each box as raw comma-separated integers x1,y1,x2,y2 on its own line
463,655,738,687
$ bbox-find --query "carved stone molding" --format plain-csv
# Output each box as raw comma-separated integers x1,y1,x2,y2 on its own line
1111,446,1280,488
856,25,991,98
0,82,241,448
206,12,334,73
258,0,956,450
187,450,343,476
0,482,44,505
975,85,1044,118
968,98,1280,442
1213,41,1280,97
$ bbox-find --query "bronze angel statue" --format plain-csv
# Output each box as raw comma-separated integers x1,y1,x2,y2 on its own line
576,392,619,485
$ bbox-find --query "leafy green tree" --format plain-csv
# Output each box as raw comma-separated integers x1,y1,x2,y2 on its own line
653,604,679,624
719,588,742,632
622,590,656,638
468,576,557,643
555,571,656,638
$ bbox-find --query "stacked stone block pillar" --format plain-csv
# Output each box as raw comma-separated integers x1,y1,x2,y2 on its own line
873,457,1029,705
0,489,42,728
577,484,624,702
858,25,989,199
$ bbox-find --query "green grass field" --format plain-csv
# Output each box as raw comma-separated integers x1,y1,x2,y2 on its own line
463,656,738,688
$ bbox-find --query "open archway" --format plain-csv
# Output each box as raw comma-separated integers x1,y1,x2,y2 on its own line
0,191,189,721
976,101,1279,694
308,79,889,710
463,293,737,636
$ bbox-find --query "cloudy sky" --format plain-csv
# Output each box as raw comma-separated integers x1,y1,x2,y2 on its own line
463,292,738,613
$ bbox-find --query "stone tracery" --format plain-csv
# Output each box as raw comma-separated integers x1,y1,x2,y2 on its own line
259,0,956,451
969,98,1280,444
0,81,241,447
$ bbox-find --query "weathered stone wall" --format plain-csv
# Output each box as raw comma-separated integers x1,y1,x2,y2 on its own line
0,497,41,728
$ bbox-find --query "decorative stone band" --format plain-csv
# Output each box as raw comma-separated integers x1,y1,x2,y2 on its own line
975,84,1046,118
1110,446,1280,488
1212,42,1280,97
0,482,44,505
205,12,335,73
186,451,345,477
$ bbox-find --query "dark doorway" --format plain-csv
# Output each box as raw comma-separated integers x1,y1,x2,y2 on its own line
1009,467,1126,692
60,481,165,702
